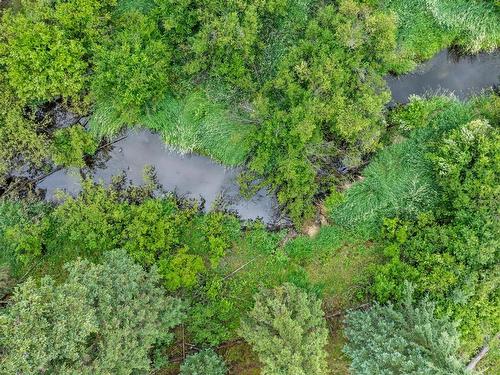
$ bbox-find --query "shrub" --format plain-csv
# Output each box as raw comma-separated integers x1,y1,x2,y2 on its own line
0,200,49,278
90,10,172,125
51,125,98,167
0,96,49,183
0,0,116,104
0,0,115,181
0,9,87,103
7,176,239,288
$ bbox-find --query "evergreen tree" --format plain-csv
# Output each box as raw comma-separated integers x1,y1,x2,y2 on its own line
343,284,469,375
180,349,227,375
0,250,184,374
240,283,329,375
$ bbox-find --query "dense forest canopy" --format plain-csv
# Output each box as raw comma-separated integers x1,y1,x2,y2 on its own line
0,0,499,374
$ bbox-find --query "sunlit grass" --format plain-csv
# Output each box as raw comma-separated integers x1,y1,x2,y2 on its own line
328,137,438,236
89,89,255,166
382,0,499,73
141,91,254,166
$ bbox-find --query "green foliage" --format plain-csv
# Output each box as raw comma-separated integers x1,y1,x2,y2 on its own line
245,0,397,225
343,284,469,374
51,125,98,167
0,249,184,374
0,0,116,104
426,0,500,52
2,174,248,347
0,199,50,277
240,283,329,375
6,175,239,291
0,92,49,183
373,95,500,350
329,94,496,237
0,0,116,182
153,0,306,93
381,0,500,73
0,8,86,104
180,349,227,375
140,90,253,166
91,10,172,125
328,133,437,236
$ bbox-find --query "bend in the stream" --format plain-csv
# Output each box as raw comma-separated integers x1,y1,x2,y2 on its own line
387,49,499,103
37,48,500,224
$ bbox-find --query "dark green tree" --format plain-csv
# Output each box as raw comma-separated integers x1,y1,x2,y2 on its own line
0,249,184,374
180,349,227,375
344,285,469,375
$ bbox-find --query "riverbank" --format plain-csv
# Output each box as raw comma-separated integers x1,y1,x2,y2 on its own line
25,48,499,229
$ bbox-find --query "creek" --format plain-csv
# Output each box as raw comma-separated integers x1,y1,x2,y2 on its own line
37,49,499,223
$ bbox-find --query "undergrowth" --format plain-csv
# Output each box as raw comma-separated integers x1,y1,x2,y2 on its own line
326,93,493,236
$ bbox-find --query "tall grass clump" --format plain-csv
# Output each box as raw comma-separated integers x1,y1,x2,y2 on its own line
382,0,499,73
382,0,454,73
328,137,438,236
426,0,500,53
88,88,254,166
87,100,125,139
141,91,254,166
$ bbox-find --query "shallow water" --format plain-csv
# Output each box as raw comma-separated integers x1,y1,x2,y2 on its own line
388,49,499,103
37,49,499,222
38,129,278,223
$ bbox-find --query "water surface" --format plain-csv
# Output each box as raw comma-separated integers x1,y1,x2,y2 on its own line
37,49,500,223
38,130,278,223
388,50,499,103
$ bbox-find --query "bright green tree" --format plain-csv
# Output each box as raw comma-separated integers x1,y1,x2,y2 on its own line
0,0,116,104
244,0,397,225
91,10,172,125
343,284,469,375
240,283,329,375
51,125,98,167
0,249,184,374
